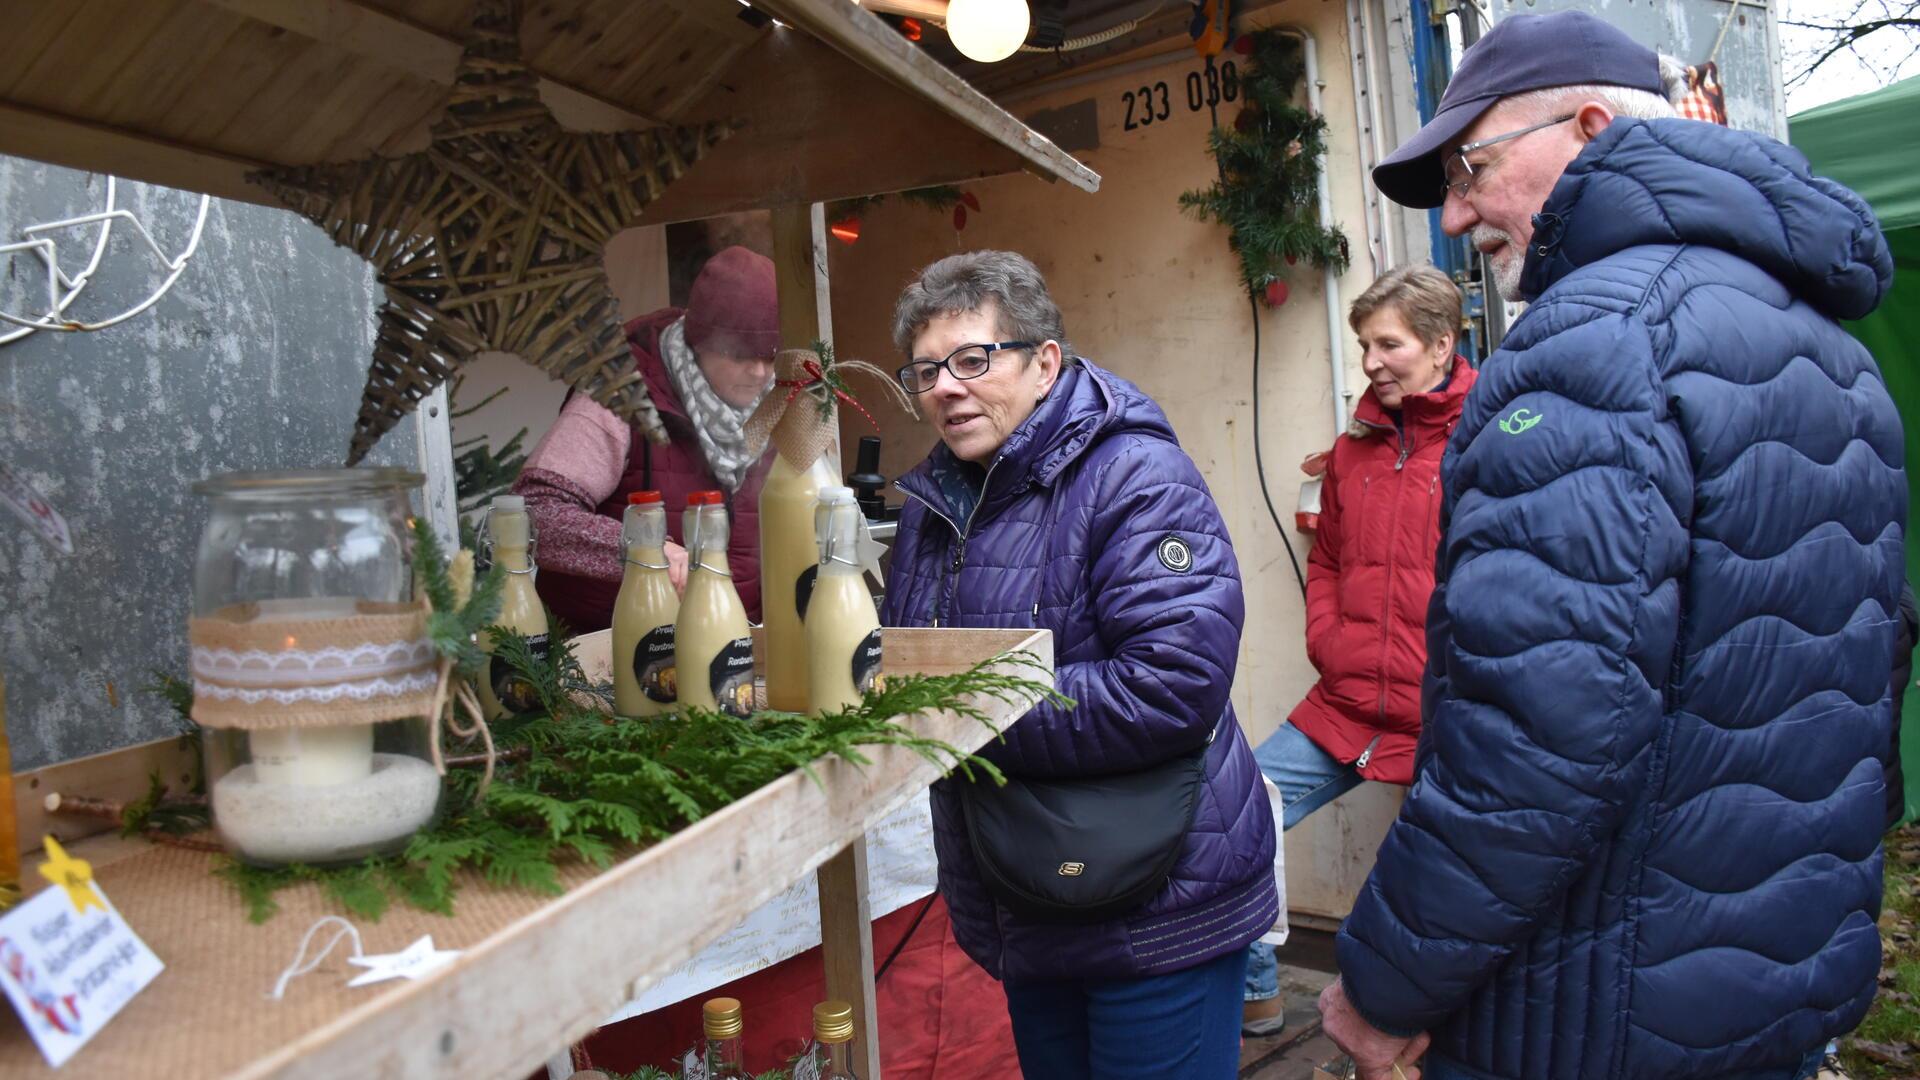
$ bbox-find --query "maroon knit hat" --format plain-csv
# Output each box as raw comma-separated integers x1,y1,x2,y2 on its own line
683,246,779,358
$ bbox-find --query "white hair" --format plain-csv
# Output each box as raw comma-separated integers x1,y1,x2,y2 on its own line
1502,53,1689,122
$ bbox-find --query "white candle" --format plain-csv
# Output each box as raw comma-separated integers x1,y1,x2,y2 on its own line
247,598,375,786
249,726,374,787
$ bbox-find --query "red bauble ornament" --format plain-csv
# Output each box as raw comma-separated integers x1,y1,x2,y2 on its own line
1285,253,1297,266
829,216,862,244
953,204,968,230
1233,35,1255,55
1264,280,1290,307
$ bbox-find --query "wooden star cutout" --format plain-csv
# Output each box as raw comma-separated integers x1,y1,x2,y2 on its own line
345,934,461,988
37,835,104,915
250,0,733,464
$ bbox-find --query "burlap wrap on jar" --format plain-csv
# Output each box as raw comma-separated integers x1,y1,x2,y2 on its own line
188,600,438,731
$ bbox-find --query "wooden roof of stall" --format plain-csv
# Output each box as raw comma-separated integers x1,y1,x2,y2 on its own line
0,0,1099,220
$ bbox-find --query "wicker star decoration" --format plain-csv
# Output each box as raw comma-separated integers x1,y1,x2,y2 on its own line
249,0,733,463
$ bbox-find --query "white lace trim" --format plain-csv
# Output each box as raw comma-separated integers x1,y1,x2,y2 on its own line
191,639,437,687
192,670,439,705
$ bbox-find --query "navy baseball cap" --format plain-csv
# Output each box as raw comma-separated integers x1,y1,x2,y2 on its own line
1373,11,1663,209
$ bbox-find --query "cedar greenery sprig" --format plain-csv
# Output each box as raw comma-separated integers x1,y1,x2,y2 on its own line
1179,31,1350,301
414,516,506,678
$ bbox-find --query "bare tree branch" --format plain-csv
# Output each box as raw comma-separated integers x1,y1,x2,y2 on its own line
1786,12,1920,88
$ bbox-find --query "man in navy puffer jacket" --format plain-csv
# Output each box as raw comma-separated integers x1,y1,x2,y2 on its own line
1318,13,1906,1080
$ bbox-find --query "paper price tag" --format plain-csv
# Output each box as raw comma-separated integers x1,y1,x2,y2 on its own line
0,838,163,1068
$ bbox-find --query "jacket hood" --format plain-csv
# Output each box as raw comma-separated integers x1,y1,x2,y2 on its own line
1521,118,1892,321
899,359,1179,512
623,307,689,423
1351,354,1477,440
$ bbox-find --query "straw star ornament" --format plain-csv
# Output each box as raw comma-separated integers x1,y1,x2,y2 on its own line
249,0,733,463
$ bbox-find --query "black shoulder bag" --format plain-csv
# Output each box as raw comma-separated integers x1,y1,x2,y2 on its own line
958,720,1216,924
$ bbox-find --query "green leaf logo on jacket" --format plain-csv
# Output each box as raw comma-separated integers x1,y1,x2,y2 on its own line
1498,407,1544,436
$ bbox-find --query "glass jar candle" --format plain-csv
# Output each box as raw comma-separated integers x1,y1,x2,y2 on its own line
189,469,442,866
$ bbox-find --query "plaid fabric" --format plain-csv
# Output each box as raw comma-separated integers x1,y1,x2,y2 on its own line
1678,61,1728,124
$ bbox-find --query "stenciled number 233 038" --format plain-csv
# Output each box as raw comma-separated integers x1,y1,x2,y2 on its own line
1120,62,1239,131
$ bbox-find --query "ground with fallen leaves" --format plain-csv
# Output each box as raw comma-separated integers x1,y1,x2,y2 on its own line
1840,823,1919,1078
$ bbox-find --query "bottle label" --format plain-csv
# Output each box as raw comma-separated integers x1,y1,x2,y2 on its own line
796,564,818,621
708,636,755,719
853,628,884,696
632,624,677,704
491,632,550,716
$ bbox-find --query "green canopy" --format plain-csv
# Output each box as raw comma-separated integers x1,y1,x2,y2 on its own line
1792,76,1920,824
1791,75,1920,232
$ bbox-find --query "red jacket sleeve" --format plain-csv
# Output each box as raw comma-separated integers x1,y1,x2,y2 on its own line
1303,445,1344,673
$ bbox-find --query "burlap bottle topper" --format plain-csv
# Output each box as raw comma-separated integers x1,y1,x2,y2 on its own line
745,347,917,467
189,601,437,730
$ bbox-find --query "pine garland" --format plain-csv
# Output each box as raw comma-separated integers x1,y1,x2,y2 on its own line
204,520,1060,923
1179,31,1351,301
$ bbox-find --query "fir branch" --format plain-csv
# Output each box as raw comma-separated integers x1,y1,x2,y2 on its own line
119,772,212,837
1181,31,1351,300
145,671,205,754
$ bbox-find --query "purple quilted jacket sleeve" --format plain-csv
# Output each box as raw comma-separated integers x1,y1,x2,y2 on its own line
989,435,1245,778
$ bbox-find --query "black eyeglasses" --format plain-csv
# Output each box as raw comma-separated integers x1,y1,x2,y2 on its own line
896,341,1035,395
1442,114,1575,199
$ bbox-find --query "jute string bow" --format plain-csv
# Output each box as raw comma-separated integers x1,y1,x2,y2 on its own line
423,656,498,801
745,347,917,467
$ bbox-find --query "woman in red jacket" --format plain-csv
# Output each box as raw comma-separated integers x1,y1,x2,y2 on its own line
513,246,778,630
1243,265,1474,1034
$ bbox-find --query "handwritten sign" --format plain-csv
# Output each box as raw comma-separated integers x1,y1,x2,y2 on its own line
0,838,163,1068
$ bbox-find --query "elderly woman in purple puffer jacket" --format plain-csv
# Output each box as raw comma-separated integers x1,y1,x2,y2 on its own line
881,250,1278,1078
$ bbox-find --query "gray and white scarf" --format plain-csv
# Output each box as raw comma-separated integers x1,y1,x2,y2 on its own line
659,316,765,492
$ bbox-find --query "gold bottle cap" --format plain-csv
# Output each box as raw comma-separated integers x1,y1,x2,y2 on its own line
703,997,744,1039
813,1000,854,1044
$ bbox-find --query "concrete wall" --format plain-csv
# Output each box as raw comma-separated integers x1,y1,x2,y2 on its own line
825,0,1405,920
0,158,417,770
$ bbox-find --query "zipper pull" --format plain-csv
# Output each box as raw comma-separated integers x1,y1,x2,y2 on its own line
1355,734,1384,770
1395,439,1412,471
950,537,967,573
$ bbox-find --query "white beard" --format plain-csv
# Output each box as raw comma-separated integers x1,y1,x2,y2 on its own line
1473,225,1526,301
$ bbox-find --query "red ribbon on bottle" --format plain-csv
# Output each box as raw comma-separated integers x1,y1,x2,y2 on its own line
774,358,880,430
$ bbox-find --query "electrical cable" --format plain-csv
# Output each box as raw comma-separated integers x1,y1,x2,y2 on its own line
1204,56,1309,601
874,892,940,982
1250,288,1309,601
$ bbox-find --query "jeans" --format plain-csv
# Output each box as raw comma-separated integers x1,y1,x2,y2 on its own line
1003,948,1247,1079
1244,723,1364,1002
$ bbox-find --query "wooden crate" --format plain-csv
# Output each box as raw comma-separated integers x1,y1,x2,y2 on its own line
0,627,1051,1079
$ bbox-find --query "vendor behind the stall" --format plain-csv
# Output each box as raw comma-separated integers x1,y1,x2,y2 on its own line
513,246,778,630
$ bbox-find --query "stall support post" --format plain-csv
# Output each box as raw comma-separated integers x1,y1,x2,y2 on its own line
413,381,459,549
817,837,882,1079
773,202,834,353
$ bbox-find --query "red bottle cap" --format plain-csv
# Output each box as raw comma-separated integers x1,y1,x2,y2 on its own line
628,491,663,505
686,491,724,507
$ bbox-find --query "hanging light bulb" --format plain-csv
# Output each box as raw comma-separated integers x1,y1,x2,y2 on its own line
946,0,1030,63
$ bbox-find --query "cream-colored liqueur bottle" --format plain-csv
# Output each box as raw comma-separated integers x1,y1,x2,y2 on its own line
675,491,755,718
761,450,840,711
806,487,882,715
477,494,551,720
612,491,679,716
